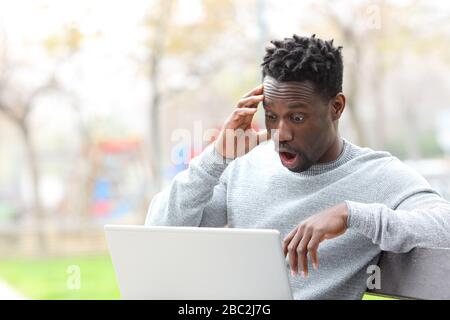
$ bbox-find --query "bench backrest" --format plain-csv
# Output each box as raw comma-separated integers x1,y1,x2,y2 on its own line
367,247,450,299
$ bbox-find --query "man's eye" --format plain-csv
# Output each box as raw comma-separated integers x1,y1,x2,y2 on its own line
265,113,277,121
291,113,305,123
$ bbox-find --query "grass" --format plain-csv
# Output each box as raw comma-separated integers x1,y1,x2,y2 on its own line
0,255,120,299
363,293,396,300
0,255,394,300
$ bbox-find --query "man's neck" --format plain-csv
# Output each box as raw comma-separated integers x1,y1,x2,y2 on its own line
317,135,344,164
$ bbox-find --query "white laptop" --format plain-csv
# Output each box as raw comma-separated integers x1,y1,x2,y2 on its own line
104,225,293,300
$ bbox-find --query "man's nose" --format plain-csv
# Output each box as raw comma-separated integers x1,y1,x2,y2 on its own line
277,120,293,142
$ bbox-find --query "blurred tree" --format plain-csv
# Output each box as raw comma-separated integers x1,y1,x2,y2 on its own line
0,22,91,253
42,25,96,231
323,2,373,147
144,0,175,195
309,0,450,155
0,54,57,253
138,0,237,196
374,1,450,158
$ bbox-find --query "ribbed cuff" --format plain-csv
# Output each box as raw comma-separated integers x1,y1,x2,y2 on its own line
345,200,375,237
194,142,234,178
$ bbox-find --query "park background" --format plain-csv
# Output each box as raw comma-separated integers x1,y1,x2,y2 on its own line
0,0,450,299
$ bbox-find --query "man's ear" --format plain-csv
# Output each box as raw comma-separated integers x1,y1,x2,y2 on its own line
330,93,346,121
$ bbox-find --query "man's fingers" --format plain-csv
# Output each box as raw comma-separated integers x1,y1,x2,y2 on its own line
237,95,264,108
283,226,298,256
297,231,312,277
232,107,258,120
307,235,323,271
287,227,304,276
228,109,258,134
241,84,263,98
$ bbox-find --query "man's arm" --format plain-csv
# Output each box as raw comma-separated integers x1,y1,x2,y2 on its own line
346,191,450,253
282,192,450,277
145,143,230,227
283,158,450,277
145,84,268,228
346,157,450,253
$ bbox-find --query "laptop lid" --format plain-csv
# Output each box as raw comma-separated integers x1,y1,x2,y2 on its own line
105,225,292,300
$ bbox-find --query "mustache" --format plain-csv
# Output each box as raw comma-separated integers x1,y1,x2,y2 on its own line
275,143,300,154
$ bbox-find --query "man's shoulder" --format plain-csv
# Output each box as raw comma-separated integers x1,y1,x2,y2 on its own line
347,139,432,188
345,139,393,165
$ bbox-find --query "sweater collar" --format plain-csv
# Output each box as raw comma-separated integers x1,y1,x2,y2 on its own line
279,138,355,177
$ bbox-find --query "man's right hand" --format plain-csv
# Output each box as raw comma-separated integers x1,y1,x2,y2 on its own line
214,84,269,159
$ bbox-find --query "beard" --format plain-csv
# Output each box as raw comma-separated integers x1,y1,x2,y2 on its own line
277,143,315,173
287,150,314,173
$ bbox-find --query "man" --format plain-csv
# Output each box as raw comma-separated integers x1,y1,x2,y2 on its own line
145,34,450,299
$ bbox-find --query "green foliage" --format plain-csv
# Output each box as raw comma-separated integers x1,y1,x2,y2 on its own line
0,202,16,222
165,0,235,55
416,129,445,158
0,254,394,300
385,129,444,160
0,255,120,299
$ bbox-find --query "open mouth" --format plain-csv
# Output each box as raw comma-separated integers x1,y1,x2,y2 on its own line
279,151,299,168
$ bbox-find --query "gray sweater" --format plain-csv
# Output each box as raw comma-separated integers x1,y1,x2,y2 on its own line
145,138,450,299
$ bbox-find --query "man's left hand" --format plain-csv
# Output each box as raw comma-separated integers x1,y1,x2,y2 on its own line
283,202,349,277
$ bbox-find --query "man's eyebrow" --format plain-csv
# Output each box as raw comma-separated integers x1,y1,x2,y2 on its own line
287,102,309,109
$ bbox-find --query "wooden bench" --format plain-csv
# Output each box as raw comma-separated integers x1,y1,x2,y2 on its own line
367,247,450,299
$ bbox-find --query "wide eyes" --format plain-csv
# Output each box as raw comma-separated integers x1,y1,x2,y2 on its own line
264,112,305,123
290,113,305,123
265,113,277,121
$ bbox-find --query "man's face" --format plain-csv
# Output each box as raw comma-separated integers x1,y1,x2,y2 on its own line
263,76,336,173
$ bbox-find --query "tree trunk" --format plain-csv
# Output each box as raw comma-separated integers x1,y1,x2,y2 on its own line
18,120,47,254
148,0,174,194
344,36,368,147
372,52,386,150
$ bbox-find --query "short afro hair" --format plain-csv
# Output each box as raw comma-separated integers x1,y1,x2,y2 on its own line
261,34,343,100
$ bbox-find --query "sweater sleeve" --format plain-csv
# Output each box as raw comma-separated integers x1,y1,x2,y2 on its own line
145,143,232,227
345,158,450,253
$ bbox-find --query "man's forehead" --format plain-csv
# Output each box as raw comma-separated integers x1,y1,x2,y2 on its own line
263,76,315,89
263,76,316,103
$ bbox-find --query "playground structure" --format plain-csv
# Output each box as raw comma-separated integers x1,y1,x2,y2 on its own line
0,137,152,257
